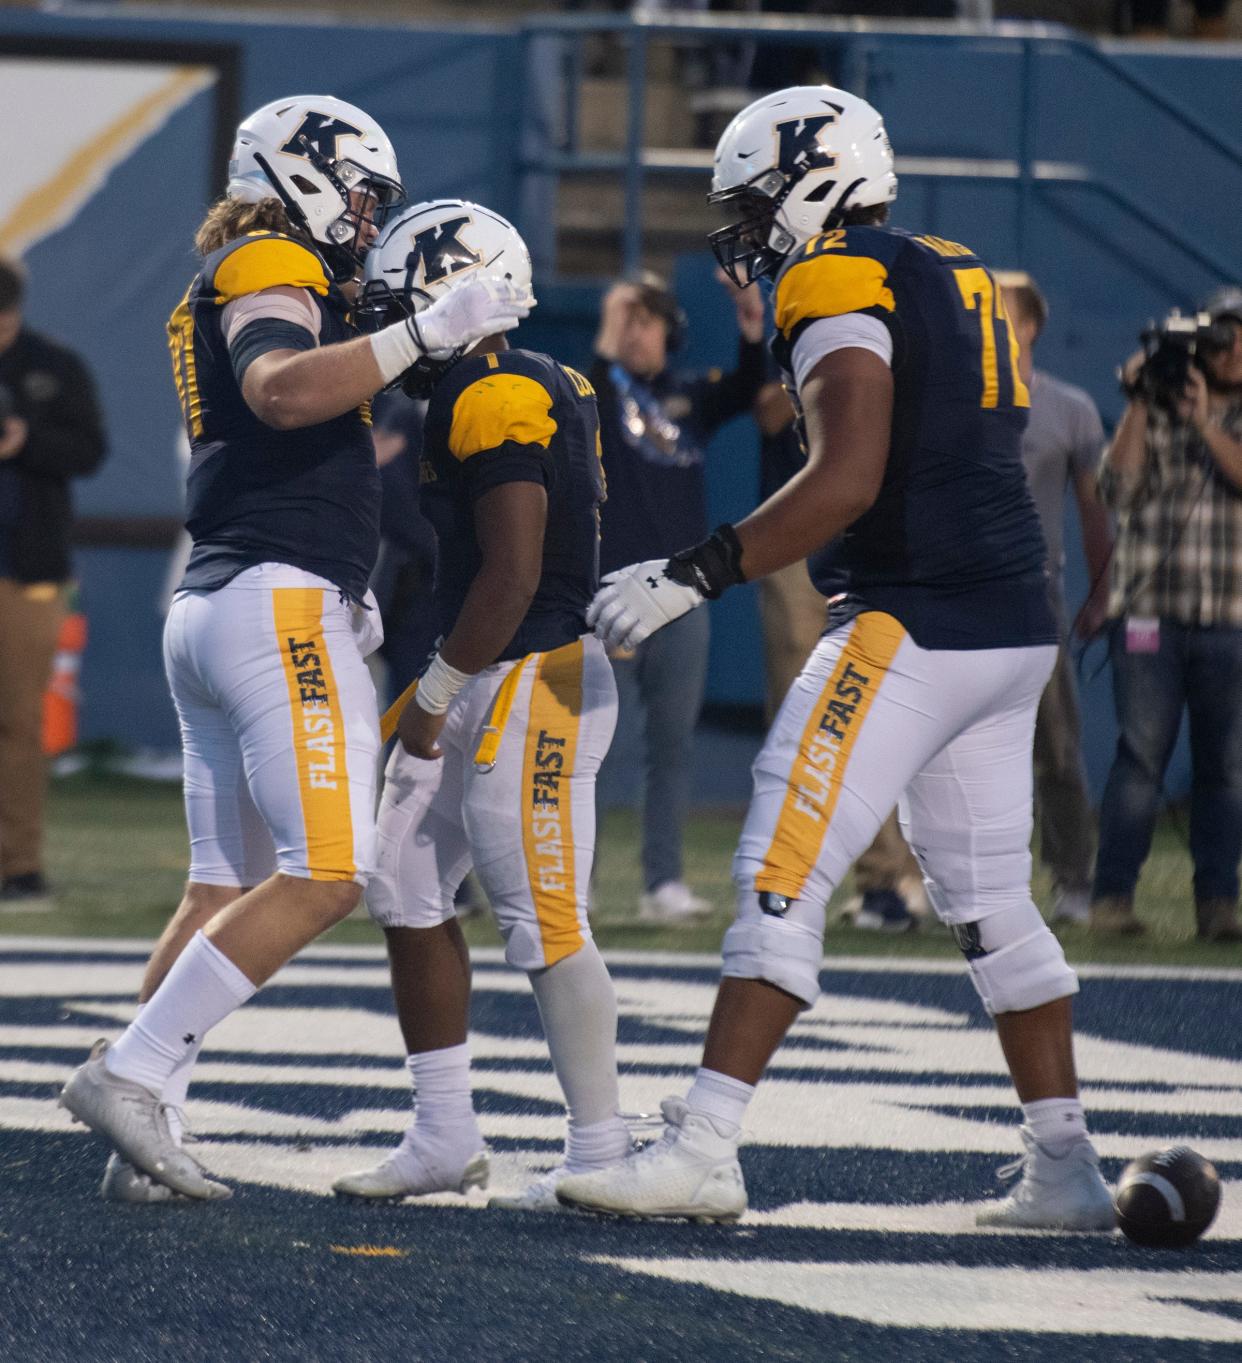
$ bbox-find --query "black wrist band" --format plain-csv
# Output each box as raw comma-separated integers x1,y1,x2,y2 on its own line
666,523,746,600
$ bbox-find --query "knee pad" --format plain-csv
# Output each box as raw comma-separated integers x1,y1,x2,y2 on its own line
721,893,824,1008
953,901,1078,1016
499,919,550,972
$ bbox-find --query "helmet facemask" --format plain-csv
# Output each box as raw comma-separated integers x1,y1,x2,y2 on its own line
254,136,403,281
708,173,796,288
296,136,402,277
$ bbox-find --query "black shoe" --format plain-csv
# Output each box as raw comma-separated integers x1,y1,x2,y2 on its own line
854,888,916,934
0,872,54,912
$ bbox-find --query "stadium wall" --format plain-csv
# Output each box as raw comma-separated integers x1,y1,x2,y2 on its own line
2,9,1237,802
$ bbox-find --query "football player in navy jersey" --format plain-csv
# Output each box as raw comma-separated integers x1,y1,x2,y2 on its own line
59,98,531,1202
559,86,1115,1232
331,200,630,1212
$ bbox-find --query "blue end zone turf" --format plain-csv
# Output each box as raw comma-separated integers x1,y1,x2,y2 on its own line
2,940,1241,1361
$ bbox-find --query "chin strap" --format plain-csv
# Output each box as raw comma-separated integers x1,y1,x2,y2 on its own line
252,152,312,237
251,148,357,284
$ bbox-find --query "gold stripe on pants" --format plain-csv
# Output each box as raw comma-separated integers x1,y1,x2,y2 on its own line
522,637,585,966
755,612,905,901
272,587,355,881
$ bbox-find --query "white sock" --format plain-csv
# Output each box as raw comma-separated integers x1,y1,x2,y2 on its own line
407,1042,478,1140
161,1033,204,1147
106,932,254,1095
686,1067,755,1139
565,1115,631,1172
126,999,201,1148
1022,1097,1088,1153
529,942,623,1130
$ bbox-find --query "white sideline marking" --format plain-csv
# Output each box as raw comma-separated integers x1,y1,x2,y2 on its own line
594,1259,1242,1340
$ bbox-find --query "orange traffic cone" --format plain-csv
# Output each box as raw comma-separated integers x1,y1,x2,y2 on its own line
43,604,87,756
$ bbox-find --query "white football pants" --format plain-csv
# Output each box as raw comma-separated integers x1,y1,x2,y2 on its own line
724,610,1057,1006
163,563,382,887
367,635,617,971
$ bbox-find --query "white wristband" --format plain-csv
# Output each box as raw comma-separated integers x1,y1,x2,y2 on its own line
369,317,424,385
414,652,472,715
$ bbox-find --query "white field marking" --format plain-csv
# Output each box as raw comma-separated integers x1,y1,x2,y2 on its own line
14,949,1240,1088
744,1185,1242,1240
7,935,1242,981
591,1258,1242,1341
191,1139,561,1202
14,1060,1242,1162
10,1049,1242,1125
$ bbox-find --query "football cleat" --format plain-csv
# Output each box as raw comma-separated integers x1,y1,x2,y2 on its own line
60,1040,222,1200
333,1137,490,1203
101,1152,232,1204
555,1097,746,1223
638,881,713,925
976,1127,1116,1231
853,887,917,934
488,1165,572,1214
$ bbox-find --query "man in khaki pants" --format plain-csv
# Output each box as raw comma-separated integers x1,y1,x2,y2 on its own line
0,259,107,907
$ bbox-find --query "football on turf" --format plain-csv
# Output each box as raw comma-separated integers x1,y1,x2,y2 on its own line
1114,1146,1221,1247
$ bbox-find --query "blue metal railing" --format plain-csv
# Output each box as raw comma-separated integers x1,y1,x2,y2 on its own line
517,11,1242,287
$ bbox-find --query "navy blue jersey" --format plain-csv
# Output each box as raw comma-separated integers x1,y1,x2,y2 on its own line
772,226,1056,650
167,231,380,602
420,348,604,661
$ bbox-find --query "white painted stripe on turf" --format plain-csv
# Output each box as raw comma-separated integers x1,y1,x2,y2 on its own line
743,1191,1242,1239
590,1259,1242,1341
4,936,1242,983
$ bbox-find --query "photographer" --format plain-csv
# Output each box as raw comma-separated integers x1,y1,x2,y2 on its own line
1091,288,1242,941
0,258,107,908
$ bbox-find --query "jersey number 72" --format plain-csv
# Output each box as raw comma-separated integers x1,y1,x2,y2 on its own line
952,267,1030,411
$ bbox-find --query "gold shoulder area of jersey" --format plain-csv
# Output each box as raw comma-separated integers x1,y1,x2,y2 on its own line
212,236,330,304
775,246,895,338
448,371,558,462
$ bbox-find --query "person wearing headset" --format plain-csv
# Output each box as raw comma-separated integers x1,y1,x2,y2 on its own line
1091,287,1242,942
591,270,765,923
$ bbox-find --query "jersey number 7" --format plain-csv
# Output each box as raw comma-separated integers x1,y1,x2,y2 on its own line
952,267,1030,411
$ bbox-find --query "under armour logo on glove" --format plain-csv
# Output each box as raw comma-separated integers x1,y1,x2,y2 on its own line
587,558,705,651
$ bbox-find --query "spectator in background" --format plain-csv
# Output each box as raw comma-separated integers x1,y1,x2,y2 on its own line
997,273,1112,927
592,269,765,922
754,375,823,721
754,373,924,933
1119,0,1231,39
0,258,107,908
1092,287,1242,940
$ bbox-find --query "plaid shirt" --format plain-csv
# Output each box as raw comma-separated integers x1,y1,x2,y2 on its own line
1099,400,1242,627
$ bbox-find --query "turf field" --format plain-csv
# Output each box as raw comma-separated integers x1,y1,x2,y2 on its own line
11,771,1240,967
3,774,1240,1362
2,938,1241,1362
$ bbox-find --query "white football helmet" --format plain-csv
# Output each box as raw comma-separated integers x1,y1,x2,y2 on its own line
709,85,897,286
227,95,405,280
358,199,534,392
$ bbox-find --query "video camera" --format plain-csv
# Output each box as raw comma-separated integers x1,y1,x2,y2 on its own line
1131,310,1236,412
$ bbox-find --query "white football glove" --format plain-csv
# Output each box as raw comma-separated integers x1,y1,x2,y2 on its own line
586,559,705,651
413,275,535,357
